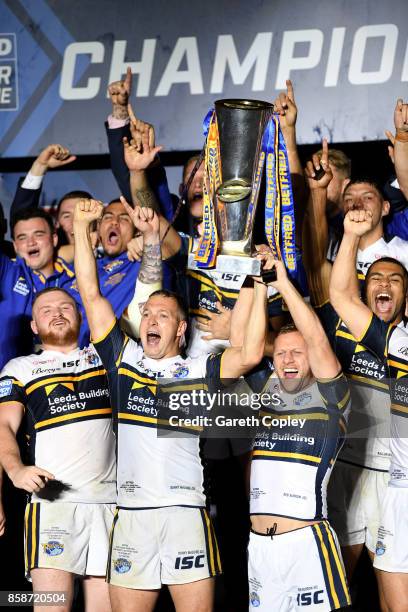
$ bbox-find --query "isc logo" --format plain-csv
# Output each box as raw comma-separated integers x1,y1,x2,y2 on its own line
174,554,205,570
296,590,324,606
62,359,80,368
221,273,241,282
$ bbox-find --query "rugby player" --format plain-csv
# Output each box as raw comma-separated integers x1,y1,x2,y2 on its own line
0,287,116,611
303,144,407,610
330,208,408,612
73,197,267,612
246,256,351,611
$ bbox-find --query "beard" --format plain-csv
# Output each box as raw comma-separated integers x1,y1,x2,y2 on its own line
38,317,80,347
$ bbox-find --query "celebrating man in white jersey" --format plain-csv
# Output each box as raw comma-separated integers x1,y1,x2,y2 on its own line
0,288,116,612
330,208,408,612
73,198,268,612
242,258,351,611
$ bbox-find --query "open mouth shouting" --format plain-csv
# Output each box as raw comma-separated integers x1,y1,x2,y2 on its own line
146,330,161,347
283,368,298,379
107,228,120,247
374,291,394,317
27,247,41,260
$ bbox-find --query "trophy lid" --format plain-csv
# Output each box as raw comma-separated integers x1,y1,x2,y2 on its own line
215,99,273,111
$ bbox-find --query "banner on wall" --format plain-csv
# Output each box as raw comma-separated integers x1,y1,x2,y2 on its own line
0,0,408,157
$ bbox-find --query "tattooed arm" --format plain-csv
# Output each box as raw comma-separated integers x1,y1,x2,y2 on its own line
130,170,160,213
120,203,163,338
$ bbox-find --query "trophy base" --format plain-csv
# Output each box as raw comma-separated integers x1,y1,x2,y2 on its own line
188,253,261,275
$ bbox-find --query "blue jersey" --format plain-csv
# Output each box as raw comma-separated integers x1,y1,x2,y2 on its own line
0,253,75,369
64,251,173,347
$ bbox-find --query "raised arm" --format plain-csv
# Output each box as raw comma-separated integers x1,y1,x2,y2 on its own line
329,209,374,339
123,127,163,213
221,268,268,378
394,98,408,199
10,144,76,218
302,139,333,305
73,199,116,340
267,258,340,379
274,80,307,243
120,200,162,337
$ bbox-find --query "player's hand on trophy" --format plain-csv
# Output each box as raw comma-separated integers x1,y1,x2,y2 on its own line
10,465,54,493
196,302,232,341
255,248,288,290
120,196,160,237
305,138,333,189
74,198,104,226
108,66,132,120
274,79,297,129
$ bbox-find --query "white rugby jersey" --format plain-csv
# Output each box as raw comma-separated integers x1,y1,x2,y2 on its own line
329,236,408,281
94,320,223,508
250,373,350,520
0,346,116,503
361,316,408,487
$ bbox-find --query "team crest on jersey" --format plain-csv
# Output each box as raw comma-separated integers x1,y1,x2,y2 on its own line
113,558,132,573
104,272,126,287
13,276,30,296
172,365,189,379
294,392,312,407
103,259,124,274
376,541,386,556
80,347,99,366
250,591,260,607
0,379,12,398
42,541,64,556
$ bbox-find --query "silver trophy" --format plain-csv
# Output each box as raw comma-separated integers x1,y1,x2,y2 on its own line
189,98,274,274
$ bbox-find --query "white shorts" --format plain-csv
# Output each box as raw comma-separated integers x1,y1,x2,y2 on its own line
248,522,351,611
328,461,389,553
107,506,221,589
374,487,408,573
24,502,115,578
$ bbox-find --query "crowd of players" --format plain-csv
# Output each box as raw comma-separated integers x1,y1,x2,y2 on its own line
0,68,407,612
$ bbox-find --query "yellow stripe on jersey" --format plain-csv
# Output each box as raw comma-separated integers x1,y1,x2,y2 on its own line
252,450,321,463
115,336,129,367
355,313,373,343
323,522,351,605
26,369,106,395
336,389,351,411
162,382,208,392
391,403,408,414
34,408,112,430
118,367,156,386
314,524,340,609
118,412,157,425
92,318,117,344
335,330,356,342
347,373,388,390
259,411,329,422
388,359,408,373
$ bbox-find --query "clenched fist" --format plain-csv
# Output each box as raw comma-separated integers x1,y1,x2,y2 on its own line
74,198,104,226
